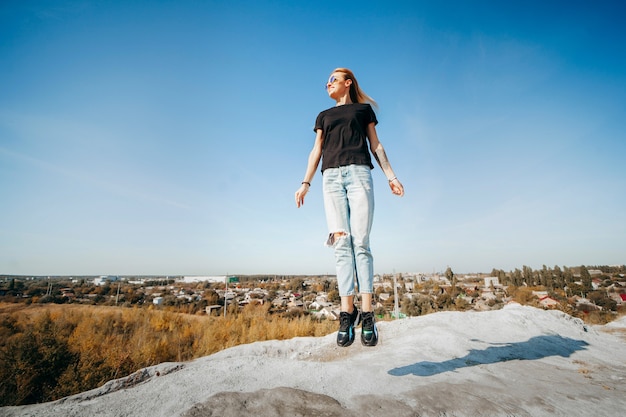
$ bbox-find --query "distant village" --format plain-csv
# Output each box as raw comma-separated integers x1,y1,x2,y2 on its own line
2,266,625,322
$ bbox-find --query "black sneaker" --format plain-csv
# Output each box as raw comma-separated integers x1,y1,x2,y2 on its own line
337,306,360,347
360,312,378,347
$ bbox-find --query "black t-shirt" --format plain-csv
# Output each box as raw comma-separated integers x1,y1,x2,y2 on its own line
314,103,378,172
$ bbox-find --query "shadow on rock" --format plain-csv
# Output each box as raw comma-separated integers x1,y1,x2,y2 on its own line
388,334,589,377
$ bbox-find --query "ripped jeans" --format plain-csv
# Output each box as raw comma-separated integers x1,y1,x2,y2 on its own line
322,165,375,297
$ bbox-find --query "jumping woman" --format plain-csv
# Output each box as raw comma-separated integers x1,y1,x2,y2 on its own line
295,68,404,347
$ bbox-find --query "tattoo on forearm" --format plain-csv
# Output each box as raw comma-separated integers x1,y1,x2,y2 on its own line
374,146,392,174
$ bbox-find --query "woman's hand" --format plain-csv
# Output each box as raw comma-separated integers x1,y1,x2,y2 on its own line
389,178,404,197
295,183,310,208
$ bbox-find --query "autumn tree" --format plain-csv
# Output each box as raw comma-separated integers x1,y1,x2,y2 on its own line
540,265,552,289
553,265,564,289
522,265,534,286
580,265,592,295
445,267,454,283
511,268,522,287
563,266,574,285
588,291,617,311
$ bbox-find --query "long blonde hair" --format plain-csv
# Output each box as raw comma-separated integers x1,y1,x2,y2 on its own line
333,68,378,108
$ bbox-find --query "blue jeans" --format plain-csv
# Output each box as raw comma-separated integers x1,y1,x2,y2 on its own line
322,165,375,297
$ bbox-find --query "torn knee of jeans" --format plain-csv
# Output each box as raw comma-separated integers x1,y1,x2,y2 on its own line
325,230,349,247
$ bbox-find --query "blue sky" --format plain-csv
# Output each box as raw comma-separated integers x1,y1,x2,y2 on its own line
1,1,624,276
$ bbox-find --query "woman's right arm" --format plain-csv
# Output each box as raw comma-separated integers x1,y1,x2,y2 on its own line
295,129,324,208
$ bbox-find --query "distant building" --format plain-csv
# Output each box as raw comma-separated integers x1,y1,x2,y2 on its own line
205,305,221,315
94,276,119,286
179,276,227,284
312,307,338,320
484,277,499,288
309,300,332,311
538,296,559,309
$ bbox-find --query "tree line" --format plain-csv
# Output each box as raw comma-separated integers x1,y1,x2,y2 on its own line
490,264,624,296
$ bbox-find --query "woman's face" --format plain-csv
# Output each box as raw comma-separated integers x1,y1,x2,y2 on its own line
326,72,351,100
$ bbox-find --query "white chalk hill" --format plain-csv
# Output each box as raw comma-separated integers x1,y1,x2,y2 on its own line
2,304,625,417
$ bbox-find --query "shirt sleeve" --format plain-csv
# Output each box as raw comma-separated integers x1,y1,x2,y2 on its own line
314,112,324,132
367,104,378,126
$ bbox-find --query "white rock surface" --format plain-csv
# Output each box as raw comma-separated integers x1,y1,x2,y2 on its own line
2,304,625,417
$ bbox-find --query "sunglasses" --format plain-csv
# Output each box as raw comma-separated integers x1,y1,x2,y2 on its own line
325,75,344,90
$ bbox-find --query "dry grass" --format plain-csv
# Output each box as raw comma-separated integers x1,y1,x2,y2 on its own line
0,302,336,406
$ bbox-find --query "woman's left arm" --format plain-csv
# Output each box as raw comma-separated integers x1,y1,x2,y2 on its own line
367,122,405,197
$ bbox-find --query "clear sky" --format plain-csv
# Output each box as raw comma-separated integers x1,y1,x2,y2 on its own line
1,1,624,276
